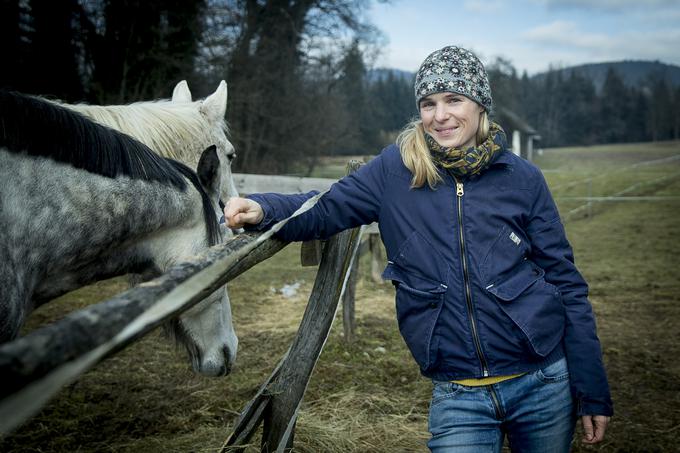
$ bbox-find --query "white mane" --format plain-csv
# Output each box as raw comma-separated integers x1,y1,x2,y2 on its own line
65,100,228,166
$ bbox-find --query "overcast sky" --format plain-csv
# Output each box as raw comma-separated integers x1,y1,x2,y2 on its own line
366,0,680,74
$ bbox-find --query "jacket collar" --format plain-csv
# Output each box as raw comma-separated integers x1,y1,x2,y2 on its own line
489,150,515,167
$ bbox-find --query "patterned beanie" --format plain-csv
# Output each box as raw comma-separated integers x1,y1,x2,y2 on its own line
414,45,493,114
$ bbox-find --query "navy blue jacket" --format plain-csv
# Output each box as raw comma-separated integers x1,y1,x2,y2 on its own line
248,144,613,417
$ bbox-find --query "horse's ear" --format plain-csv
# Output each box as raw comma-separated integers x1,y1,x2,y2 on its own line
172,80,192,103
200,81,227,123
197,145,220,194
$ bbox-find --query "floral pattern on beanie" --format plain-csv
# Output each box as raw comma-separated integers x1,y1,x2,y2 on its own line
414,46,493,113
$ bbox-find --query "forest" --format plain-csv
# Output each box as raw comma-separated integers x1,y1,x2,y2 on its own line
3,0,679,174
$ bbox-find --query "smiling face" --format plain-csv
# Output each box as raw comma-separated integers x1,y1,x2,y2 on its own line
419,92,484,149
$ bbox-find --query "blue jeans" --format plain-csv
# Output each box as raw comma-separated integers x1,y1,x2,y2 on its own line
428,358,576,452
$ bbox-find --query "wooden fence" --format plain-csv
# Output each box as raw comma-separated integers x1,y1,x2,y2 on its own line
0,162,377,452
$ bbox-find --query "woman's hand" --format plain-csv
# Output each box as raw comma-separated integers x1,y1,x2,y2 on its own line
581,414,610,444
224,197,264,229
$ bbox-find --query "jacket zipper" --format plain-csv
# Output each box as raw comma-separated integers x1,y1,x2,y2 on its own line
454,178,490,377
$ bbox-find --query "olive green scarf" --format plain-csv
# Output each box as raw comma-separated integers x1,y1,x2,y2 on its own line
425,122,506,177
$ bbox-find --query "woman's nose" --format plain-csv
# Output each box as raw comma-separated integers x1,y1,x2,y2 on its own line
434,103,448,121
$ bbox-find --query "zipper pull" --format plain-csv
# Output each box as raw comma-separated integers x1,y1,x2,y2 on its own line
456,182,464,197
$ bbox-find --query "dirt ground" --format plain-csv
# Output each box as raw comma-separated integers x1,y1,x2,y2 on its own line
2,142,680,452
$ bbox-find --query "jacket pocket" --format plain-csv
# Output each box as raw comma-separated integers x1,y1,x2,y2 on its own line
486,259,565,357
383,262,447,371
480,225,530,282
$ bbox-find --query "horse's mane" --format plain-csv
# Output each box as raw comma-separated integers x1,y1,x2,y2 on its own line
65,99,228,165
0,90,220,245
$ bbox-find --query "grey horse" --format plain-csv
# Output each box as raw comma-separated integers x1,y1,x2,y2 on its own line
0,90,237,376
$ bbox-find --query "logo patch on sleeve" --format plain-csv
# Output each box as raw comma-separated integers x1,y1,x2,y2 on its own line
509,231,521,246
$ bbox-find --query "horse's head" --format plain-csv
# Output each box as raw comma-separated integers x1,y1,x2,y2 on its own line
163,145,238,377
172,81,240,205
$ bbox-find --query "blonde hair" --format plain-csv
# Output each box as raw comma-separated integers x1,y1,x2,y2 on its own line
396,111,490,189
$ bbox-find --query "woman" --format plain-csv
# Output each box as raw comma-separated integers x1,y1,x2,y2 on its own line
226,45,612,452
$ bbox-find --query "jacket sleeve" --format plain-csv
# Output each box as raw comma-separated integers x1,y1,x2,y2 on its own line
525,168,613,417
245,152,387,242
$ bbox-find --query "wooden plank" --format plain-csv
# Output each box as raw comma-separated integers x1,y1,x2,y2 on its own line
262,225,363,451
220,350,289,451
300,240,323,267
0,233,287,396
232,173,335,195
369,233,384,284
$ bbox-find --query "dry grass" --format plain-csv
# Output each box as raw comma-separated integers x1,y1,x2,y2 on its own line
2,142,680,452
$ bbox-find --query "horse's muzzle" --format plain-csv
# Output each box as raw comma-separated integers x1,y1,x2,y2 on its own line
196,345,234,377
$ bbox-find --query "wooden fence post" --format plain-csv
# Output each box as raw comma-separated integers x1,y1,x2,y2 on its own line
259,161,363,451
369,233,383,284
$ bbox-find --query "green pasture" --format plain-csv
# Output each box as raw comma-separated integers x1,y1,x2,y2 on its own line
2,141,680,452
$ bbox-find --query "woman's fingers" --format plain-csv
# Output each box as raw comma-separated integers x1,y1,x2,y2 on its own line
581,415,610,444
224,197,264,228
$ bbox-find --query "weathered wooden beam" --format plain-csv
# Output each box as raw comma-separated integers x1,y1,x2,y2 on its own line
260,161,363,452
232,173,335,195
262,225,363,452
220,350,289,452
342,227,365,344
369,233,384,284
0,233,287,399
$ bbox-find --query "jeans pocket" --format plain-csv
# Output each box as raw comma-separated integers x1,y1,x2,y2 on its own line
430,381,464,407
535,358,570,384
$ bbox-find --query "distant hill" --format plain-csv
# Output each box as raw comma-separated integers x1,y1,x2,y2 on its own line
532,60,680,93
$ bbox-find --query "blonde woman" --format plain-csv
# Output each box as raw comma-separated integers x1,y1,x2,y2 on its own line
226,45,612,452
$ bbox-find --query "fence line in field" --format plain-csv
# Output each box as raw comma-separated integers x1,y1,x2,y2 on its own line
549,153,680,192
563,171,680,222
232,173,335,195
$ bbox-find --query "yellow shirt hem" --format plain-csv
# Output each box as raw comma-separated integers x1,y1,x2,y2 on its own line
451,373,525,386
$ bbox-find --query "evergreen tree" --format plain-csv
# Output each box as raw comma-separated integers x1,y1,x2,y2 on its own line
673,86,680,140
223,0,380,173
0,0,28,90
88,0,205,103
646,75,674,141
487,57,520,114
560,71,597,145
336,41,381,154
370,71,415,139
19,0,86,99
625,88,649,143
599,68,629,143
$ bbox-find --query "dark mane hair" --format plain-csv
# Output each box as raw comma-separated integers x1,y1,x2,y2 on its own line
168,159,221,246
0,90,220,245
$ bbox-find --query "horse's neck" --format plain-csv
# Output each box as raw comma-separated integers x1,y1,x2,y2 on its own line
1,150,202,297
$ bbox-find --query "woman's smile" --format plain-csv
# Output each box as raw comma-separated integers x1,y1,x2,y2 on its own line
419,92,483,149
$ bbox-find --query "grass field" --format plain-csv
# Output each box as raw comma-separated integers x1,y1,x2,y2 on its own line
2,141,680,452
